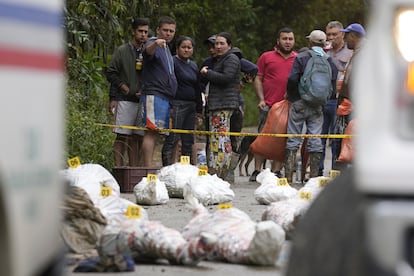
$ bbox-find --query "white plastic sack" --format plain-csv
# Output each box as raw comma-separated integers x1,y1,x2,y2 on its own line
157,163,199,198
182,191,285,265
261,177,329,237
133,177,169,205
60,163,120,204
261,198,310,238
186,174,234,206
254,170,298,205
98,214,212,265
297,176,329,201
255,168,276,184
94,195,149,226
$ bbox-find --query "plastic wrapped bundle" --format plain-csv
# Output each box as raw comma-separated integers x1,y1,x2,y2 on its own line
98,214,214,265
298,176,330,201
133,177,169,205
186,174,235,206
94,195,149,226
182,191,285,265
261,176,330,237
60,163,121,204
254,169,298,204
261,198,310,239
157,163,199,198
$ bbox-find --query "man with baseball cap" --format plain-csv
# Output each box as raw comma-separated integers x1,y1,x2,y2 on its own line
285,29,338,184
340,23,366,50
332,23,366,169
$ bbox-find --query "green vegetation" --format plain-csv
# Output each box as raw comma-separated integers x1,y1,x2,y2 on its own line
65,0,369,169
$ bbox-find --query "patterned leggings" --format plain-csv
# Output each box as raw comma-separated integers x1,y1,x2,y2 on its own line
207,109,233,176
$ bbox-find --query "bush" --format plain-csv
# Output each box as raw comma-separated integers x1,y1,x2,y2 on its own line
66,57,115,170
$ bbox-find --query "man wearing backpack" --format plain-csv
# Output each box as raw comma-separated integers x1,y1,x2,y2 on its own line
285,30,338,184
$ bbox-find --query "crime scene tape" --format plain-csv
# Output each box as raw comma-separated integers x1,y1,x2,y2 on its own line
96,123,352,139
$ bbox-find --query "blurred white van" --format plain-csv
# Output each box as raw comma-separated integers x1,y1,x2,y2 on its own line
0,1,65,275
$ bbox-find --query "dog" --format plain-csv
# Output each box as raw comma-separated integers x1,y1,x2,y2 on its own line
238,136,256,176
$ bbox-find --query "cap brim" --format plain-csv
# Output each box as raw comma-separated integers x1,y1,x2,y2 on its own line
340,29,350,32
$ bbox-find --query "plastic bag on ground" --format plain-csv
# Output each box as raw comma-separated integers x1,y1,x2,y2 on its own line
98,214,214,266
157,163,199,198
186,174,235,206
60,163,120,204
133,177,169,205
254,169,298,204
261,176,330,237
182,190,285,265
94,195,149,226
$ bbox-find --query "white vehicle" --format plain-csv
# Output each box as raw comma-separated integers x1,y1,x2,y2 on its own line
286,0,414,275
0,1,65,275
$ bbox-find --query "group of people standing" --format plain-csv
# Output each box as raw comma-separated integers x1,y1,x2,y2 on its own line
249,21,365,184
106,15,365,185
106,16,252,183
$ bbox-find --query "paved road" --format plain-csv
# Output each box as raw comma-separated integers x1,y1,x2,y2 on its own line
64,172,291,276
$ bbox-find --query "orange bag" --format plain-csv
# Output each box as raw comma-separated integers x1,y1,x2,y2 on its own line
337,98,352,116
338,119,355,162
250,100,290,162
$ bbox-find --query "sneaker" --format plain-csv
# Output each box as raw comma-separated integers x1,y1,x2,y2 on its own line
249,170,260,182
273,171,283,178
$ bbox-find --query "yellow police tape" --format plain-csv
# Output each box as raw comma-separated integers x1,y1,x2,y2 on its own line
96,123,352,139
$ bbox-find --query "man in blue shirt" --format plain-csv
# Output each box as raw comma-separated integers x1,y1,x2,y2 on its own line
141,16,177,166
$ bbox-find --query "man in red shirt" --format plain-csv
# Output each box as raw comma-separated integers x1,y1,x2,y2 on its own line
250,27,297,181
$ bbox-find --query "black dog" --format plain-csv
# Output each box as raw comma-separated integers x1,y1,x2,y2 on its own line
238,136,256,176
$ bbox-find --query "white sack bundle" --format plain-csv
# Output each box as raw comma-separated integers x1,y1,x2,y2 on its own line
181,191,285,265
254,169,298,205
157,163,199,198
133,177,169,205
261,177,330,237
60,163,120,204
298,176,330,201
261,198,310,238
186,174,235,206
98,213,214,266
94,195,149,226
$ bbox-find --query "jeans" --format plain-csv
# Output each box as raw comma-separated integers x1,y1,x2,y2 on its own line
320,99,337,172
162,100,196,158
286,99,323,152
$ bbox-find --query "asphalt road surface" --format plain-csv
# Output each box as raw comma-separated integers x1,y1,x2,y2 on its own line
64,136,332,276
64,172,291,276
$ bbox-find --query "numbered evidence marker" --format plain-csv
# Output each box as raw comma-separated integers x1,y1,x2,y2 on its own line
147,174,157,182
198,168,208,176
67,156,81,168
330,169,341,179
277,178,289,186
299,191,312,201
318,177,330,188
218,203,233,210
125,205,141,219
180,155,190,165
100,186,112,197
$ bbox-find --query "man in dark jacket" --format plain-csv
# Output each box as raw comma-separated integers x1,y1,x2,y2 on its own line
106,18,149,167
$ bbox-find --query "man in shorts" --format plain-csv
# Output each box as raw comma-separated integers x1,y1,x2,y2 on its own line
141,16,177,166
106,18,149,166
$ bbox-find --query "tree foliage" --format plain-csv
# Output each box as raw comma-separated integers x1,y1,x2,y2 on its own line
65,0,368,169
